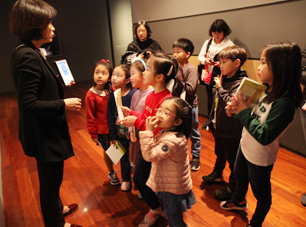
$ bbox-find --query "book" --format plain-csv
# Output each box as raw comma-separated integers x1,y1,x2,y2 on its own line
235,77,267,108
54,59,75,86
105,140,126,165
113,89,125,121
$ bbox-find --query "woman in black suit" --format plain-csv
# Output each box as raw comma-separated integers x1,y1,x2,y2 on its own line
10,1,82,227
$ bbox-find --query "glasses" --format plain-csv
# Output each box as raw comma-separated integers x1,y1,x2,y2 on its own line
154,108,177,118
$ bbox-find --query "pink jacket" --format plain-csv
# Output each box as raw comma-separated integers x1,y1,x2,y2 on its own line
139,131,193,195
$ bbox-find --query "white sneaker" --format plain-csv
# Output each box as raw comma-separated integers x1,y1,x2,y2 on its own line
121,181,131,191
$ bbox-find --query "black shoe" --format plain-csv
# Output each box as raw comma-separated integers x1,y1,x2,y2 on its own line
301,193,306,206
190,157,200,171
220,199,248,211
215,187,234,200
202,171,225,184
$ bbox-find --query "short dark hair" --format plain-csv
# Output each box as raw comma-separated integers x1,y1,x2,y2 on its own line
209,19,232,37
10,0,57,40
172,38,194,56
218,45,248,67
134,20,152,39
262,42,303,108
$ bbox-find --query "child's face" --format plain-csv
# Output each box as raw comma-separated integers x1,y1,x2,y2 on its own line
130,65,143,89
93,65,110,88
143,58,156,86
111,66,129,89
173,47,190,65
155,99,181,132
220,58,239,78
257,51,273,86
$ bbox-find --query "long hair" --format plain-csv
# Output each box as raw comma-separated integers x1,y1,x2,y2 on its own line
149,52,184,97
262,42,303,108
165,97,192,139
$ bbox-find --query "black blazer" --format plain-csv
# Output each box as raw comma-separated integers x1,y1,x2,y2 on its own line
11,40,74,162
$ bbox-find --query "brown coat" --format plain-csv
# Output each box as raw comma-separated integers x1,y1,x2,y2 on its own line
139,131,193,195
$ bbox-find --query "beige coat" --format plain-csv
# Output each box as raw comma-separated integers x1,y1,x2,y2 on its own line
139,131,193,195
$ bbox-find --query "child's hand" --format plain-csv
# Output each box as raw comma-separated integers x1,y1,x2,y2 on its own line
121,106,131,117
146,116,159,132
92,138,99,146
228,92,251,114
214,73,222,88
120,115,137,127
130,131,137,142
225,101,235,117
302,103,306,111
110,140,116,146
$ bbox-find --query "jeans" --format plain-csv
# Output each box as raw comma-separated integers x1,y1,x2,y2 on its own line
118,138,131,182
233,146,273,227
190,105,201,157
213,137,240,191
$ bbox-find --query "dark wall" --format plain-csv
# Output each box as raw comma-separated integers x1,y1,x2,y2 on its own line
0,0,113,94
145,0,306,58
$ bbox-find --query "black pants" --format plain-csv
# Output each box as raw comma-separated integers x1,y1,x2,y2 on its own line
213,137,240,191
233,146,273,227
118,138,131,182
36,158,65,227
133,150,160,210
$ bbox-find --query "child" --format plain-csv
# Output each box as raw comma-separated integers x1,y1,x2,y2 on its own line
120,52,182,226
128,58,154,171
202,46,248,201
85,59,118,185
139,97,196,227
107,64,137,191
173,38,202,171
221,42,303,227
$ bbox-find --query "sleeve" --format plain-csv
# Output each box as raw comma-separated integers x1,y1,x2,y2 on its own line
128,95,136,133
237,98,296,145
198,39,209,64
216,78,244,103
181,66,198,95
132,110,146,131
107,94,117,141
85,91,97,139
139,131,177,162
15,50,65,116
301,46,306,86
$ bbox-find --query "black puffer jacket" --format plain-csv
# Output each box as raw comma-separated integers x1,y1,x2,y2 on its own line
208,70,248,139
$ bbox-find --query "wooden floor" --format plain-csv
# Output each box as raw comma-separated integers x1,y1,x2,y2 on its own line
2,81,306,227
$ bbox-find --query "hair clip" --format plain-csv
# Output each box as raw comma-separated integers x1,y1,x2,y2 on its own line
99,59,110,64
167,65,173,76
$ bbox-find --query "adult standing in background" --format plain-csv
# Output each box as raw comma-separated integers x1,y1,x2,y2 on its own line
10,0,82,227
198,19,235,126
301,45,306,206
121,20,164,64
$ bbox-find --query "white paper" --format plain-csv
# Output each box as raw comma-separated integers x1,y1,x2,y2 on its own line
113,89,124,121
105,142,125,165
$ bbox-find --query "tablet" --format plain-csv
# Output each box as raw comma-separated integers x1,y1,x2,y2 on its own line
54,59,74,86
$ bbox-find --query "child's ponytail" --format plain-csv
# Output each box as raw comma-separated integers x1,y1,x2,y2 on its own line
150,52,184,97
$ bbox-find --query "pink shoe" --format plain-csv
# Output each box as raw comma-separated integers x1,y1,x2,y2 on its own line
121,181,131,191
138,209,160,227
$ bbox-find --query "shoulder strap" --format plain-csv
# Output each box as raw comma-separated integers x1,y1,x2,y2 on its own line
206,38,212,53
